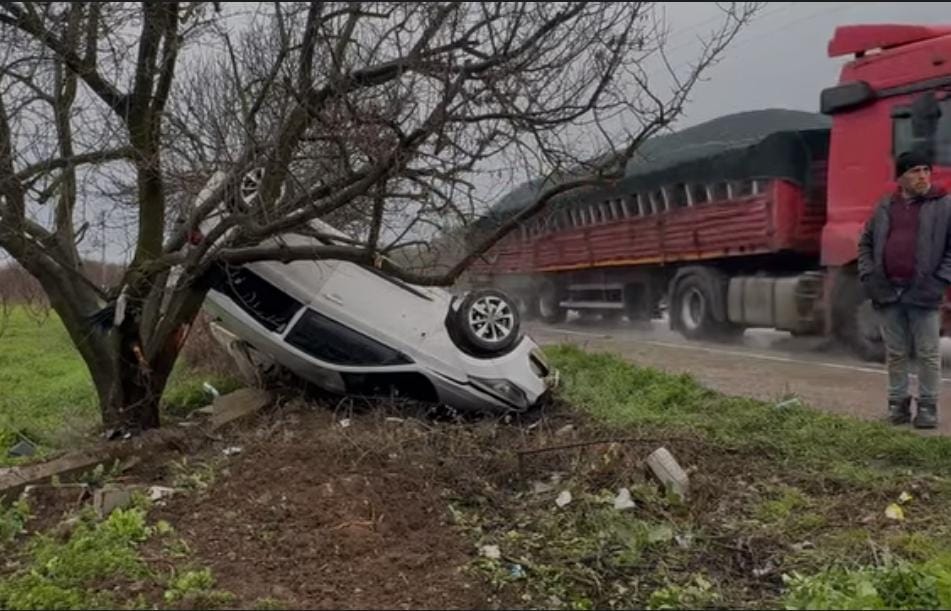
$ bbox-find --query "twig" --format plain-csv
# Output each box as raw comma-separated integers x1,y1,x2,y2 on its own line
515,435,692,457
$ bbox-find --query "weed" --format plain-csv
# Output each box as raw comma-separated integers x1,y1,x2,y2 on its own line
647,574,721,610
164,567,235,609
782,557,951,610
0,507,152,610
0,498,31,546
168,457,219,491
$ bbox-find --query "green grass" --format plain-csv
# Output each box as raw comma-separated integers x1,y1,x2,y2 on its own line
545,344,951,483
507,344,951,608
0,306,240,461
0,499,234,610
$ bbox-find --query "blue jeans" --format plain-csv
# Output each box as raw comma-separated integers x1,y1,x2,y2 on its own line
877,304,941,406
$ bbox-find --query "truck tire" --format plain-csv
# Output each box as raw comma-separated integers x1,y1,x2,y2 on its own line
672,272,744,341
537,281,567,324
672,275,720,339
831,271,885,362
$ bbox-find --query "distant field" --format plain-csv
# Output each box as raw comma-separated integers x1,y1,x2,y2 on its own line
0,306,240,463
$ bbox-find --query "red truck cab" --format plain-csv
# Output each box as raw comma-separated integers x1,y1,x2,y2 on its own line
821,25,951,335
822,25,951,265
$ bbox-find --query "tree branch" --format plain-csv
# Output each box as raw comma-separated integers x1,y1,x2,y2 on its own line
0,2,128,115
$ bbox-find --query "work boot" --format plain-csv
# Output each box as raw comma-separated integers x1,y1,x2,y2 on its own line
887,397,912,425
914,401,938,429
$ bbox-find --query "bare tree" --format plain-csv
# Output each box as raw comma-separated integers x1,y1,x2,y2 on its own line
0,1,761,435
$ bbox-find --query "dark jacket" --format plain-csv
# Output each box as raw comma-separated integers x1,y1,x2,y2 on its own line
857,187,951,309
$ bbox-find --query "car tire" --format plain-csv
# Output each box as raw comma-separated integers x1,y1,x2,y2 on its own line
456,288,521,354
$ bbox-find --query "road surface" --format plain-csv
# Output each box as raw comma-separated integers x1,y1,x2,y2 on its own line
527,316,951,436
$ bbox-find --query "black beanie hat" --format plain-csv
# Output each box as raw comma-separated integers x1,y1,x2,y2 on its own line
895,149,932,178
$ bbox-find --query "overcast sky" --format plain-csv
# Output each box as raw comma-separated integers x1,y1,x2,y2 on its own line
663,2,951,129
6,2,951,266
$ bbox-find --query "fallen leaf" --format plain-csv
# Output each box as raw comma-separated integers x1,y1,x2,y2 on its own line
480,545,501,560
885,503,905,521
898,491,913,504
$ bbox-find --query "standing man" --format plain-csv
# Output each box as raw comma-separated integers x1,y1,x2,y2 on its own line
857,149,951,429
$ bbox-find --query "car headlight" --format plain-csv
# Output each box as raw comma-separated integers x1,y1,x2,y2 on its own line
470,376,528,409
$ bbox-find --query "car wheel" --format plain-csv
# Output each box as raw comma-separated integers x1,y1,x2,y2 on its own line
457,289,521,354
239,167,287,207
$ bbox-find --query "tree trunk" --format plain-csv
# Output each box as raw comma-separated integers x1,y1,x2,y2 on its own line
96,318,179,434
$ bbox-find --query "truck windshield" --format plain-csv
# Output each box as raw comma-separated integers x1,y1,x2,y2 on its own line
893,96,951,165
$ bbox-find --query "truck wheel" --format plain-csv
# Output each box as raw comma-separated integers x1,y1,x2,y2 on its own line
832,272,885,362
673,276,719,339
672,274,743,341
537,282,567,324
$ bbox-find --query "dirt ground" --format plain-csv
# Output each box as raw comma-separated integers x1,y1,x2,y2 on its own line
147,411,495,610
13,379,949,610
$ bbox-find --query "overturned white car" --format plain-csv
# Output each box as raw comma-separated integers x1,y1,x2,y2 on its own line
197,171,557,414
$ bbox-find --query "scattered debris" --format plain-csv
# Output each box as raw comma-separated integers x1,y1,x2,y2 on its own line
480,544,501,560
613,487,636,510
0,449,115,503
555,425,575,437
148,486,177,502
202,382,221,399
752,561,776,578
774,398,802,410
898,491,913,504
885,503,905,521
645,447,690,501
208,388,273,431
93,485,137,517
791,541,815,552
509,564,526,579
339,419,352,429
384,417,405,425
555,490,573,508
532,481,555,495
7,439,36,458
675,534,694,549
222,446,244,457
